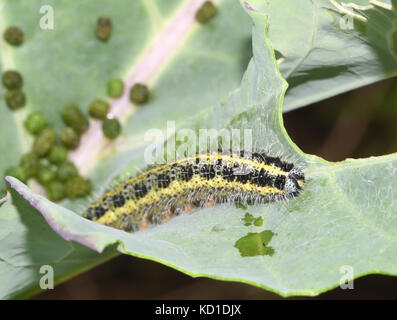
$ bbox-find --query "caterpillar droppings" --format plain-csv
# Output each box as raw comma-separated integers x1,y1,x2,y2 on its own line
83,152,305,232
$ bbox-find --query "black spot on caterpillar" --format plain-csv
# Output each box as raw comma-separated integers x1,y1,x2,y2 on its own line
83,152,305,232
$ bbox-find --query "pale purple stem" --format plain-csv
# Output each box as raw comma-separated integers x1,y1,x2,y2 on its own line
0,190,9,205
6,176,103,252
69,0,212,172
243,1,257,12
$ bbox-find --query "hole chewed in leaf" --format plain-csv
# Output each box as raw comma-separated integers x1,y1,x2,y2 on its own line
274,49,284,61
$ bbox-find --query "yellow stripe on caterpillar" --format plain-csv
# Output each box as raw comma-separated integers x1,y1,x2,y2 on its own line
84,152,305,232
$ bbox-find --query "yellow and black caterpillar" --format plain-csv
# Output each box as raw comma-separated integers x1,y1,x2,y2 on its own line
83,152,305,232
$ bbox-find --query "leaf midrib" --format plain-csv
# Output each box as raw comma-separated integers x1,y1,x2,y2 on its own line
69,0,220,172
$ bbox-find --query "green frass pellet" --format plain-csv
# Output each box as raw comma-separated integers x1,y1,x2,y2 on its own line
57,161,78,182
5,90,26,110
107,78,124,98
3,26,24,46
96,17,112,41
33,127,57,157
129,83,149,104
61,127,80,149
65,176,92,199
24,112,48,134
46,181,66,202
195,1,218,23
48,145,68,164
37,165,57,186
89,99,110,119
20,152,40,178
61,105,89,134
102,118,121,139
4,166,27,183
2,70,23,90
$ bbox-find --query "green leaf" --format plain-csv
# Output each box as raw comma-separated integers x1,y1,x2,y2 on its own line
0,0,253,299
8,0,397,298
250,0,397,112
0,189,118,299
3,0,397,299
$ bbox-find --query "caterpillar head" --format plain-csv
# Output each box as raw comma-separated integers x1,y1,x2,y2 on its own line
284,168,305,197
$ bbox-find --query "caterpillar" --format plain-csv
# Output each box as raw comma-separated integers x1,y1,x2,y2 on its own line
83,151,305,232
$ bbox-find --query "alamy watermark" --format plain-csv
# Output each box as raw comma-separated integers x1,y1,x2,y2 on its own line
143,120,253,168
339,265,354,290
40,5,54,30
39,265,54,290
339,10,355,31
